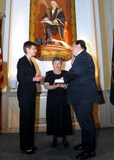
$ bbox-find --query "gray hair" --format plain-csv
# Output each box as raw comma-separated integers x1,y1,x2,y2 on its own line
51,1,59,8
52,56,62,64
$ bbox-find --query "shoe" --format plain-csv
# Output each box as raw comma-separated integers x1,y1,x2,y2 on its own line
74,144,83,150
31,146,38,150
62,138,69,147
51,138,57,148
76,150,95,159
25,149,35,154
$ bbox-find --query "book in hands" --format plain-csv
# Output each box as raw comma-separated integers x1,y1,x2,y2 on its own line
54,79,65,84
41,20,58,26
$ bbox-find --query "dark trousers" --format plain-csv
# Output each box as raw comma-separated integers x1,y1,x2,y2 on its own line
73,103,96,152
18,91,36,150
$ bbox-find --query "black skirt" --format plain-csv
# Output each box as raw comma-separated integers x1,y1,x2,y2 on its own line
44,70,73,137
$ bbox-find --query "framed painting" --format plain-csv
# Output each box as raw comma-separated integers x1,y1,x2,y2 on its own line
29,0,76,61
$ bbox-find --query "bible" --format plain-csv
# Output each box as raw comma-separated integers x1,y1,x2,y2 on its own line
54,79,64,84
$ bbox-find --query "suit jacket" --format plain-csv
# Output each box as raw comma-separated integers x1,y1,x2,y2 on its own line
63,50,98,105
17,55,37,97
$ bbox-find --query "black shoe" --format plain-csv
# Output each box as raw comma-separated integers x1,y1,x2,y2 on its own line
76,150,95,159
25,149,35,154
74,144,83,150
31,146,38,150
51,138,57,148
62,138,69,147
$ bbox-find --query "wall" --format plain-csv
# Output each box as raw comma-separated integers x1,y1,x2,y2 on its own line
0,0,11,90
1,0,114,132
75,0,100,88
98,0,110,90
6,0,100,92
2,0,100,132
1,1,113,91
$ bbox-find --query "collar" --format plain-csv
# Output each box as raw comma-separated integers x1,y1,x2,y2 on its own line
25,55,32,65
78,49,84,55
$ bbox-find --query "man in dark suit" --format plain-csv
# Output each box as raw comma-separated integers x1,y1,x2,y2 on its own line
62,40,98,159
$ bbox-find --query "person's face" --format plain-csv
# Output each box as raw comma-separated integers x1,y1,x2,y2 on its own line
27,45,37,57
51,1,56,9
71,42,79,56
53,60,61,71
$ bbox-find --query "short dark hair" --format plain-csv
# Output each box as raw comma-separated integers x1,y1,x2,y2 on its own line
74,40,87,51
23,41,36,54
52,56,62,64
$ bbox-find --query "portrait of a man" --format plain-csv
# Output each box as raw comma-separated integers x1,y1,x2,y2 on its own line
30,0,76,60
41,1,65,45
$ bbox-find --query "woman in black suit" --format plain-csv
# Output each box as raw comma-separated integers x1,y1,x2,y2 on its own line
17,41,45,154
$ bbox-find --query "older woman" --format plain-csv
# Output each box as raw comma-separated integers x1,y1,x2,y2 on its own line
44,56,73,148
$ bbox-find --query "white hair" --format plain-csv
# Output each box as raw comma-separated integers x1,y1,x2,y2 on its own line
51,1,59,8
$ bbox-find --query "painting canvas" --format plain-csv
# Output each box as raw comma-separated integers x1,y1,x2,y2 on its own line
29,0,76,61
